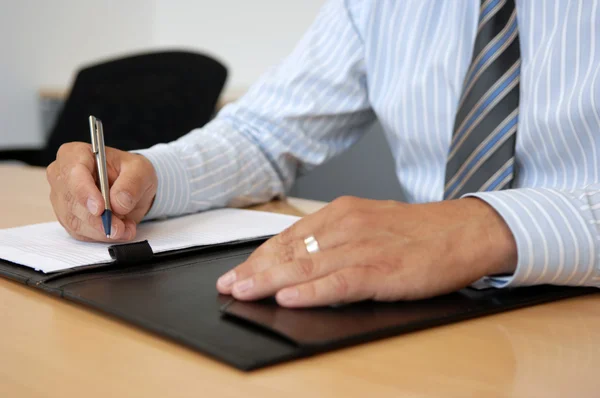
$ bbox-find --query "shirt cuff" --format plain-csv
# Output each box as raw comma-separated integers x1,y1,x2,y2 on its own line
133,144,191,220
465,188,597,288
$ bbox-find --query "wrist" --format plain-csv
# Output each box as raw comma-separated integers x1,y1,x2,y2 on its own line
458,198,518,276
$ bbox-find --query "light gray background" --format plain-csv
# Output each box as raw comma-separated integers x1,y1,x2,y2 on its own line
289,123,405,202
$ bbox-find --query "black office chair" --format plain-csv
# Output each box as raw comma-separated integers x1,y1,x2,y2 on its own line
0,50,228,166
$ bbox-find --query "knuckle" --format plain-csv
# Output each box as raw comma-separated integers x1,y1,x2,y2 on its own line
64,189,75,211
294,256,316,279
66,213,81,233
60,163,72,180
57,142,92,170
332,196,357,212
258,269,274,286
65,186,87,217
56,142,81,159
304,282,318,300
278,226,296,246
330,272,350,298
278,243,295,264
56,143,71,159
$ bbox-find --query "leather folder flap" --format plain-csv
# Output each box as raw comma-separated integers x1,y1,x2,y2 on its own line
221,285,597,347
221,294,485,347
0,259,47,285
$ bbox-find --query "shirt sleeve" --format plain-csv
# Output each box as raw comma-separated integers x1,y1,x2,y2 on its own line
467,185,600,288
136,0,375,220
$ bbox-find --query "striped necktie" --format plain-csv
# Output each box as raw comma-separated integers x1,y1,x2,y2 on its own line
444,0,520,200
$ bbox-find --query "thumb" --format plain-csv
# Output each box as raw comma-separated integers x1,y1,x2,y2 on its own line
109,154,157,218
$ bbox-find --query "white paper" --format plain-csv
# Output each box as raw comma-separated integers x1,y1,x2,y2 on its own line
0,208,299,273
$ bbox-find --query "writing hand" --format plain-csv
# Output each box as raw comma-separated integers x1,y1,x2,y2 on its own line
47,142,157,242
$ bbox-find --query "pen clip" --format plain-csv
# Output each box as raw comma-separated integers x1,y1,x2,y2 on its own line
89,115,100,154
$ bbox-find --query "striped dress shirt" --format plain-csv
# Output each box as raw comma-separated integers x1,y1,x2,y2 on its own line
137,0,600,289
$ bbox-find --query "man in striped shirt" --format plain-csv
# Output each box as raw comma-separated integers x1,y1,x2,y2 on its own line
47,0,599,307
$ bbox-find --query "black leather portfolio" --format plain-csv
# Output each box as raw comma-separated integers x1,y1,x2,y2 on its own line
0,238,596,371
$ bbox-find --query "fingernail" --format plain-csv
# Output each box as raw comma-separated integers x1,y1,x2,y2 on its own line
87,198,98,215
233,278,254,295
277,288,299,303
117,191,133,210
109,224,119,239
217,271,237,288
123,226,133,241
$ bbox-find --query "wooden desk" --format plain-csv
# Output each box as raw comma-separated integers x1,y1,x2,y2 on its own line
1,165,599,398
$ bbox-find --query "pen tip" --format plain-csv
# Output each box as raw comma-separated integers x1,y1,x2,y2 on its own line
101,209,112,240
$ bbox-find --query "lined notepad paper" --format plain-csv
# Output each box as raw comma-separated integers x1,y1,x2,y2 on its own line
0,209,299,273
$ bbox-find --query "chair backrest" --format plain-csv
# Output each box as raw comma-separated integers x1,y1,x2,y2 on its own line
41,51,227,166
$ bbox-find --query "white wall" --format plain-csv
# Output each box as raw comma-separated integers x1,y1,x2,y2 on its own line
153,0,325,89
0,0,155,147
0,0,325,148
0,19,40,148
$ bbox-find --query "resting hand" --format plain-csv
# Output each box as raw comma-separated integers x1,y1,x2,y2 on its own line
216,196,517,307
46,142,157,242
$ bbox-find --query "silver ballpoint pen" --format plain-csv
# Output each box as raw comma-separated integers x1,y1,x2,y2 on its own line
89,115,112,238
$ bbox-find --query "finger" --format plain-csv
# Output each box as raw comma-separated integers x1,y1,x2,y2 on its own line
51,189,130,241
49,143,138,242
56,142,96,176
275,268,375,308
66,213,131,242
109,155,156,217
216,207,350,294
66,228,134,243
216,226,351,295
216,196,371,294
61,163,126,238
60,159,104,216
54,160,116,241
48,145,103,218
65,221,136,243
230,244,365,301
216,233,306,294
